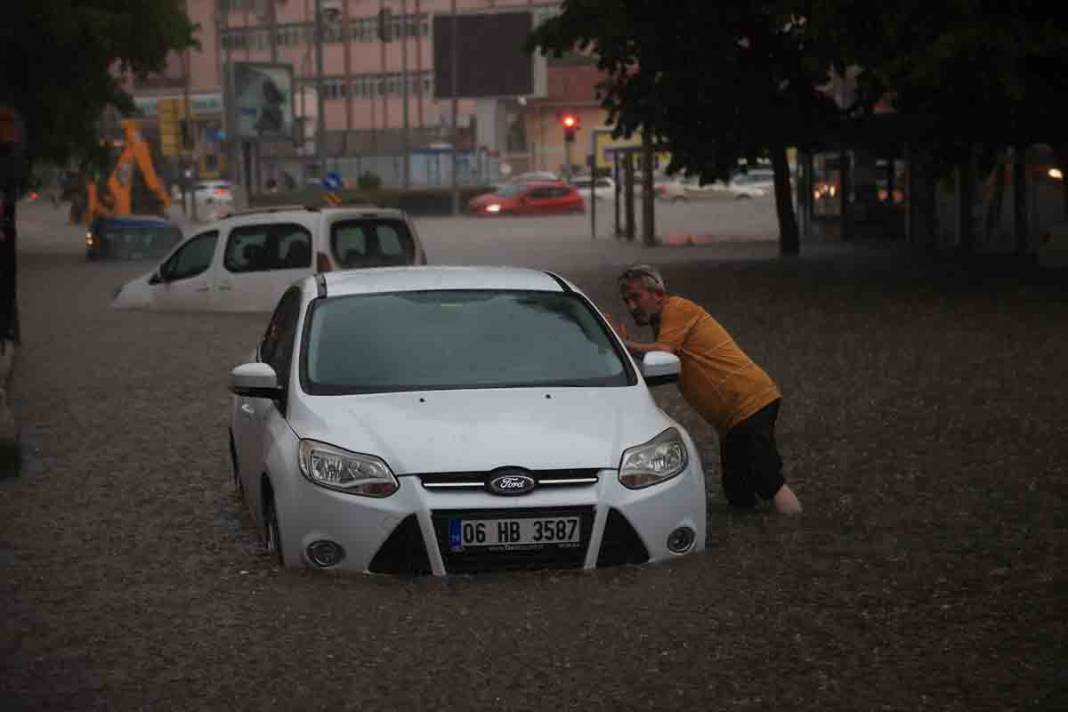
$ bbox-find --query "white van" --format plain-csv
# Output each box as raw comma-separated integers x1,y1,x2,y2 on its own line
112,205,428,312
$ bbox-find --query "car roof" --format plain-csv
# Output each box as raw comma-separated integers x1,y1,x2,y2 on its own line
521,180,572,189
316,266,570,298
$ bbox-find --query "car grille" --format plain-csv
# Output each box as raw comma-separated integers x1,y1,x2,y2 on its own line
416,468,600,492
431,506,595,574
595,508,650,567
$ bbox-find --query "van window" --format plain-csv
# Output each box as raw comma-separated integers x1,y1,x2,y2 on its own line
330,219,415,268
161,231,218,281
224,223,312,273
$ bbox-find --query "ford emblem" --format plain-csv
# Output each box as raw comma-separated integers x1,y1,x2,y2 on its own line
486,469,537,496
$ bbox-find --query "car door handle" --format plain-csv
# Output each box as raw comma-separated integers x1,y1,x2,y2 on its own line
218,283,233,291
195,284,210,292
240,404,255,418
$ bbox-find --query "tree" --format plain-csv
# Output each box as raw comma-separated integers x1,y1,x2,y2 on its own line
529,0,841,255
0,0,195,343
813,1,1068,252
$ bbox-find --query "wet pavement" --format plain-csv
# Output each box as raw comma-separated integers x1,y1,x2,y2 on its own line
1,200,1065,711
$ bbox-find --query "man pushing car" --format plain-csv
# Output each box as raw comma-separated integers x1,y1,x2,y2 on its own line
612,264,802,515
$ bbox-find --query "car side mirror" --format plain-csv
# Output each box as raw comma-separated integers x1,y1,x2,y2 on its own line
641,351,681,386
148,269,164,285
230,362,282,399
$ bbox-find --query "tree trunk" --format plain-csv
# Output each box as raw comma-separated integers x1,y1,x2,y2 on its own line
771,140,799,255
0,189,17,345
956,154,976,258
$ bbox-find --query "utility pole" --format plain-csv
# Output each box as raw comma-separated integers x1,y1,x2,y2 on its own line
641,127,655,246
315,0,326,181
401,0,411,189
450,0,459,214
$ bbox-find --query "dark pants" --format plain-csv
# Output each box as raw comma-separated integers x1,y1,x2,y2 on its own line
720,399,785,508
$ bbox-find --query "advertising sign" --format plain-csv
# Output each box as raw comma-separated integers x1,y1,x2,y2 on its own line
229,63,295,141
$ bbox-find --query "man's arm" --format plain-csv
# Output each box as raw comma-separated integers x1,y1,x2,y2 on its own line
606,317,676,355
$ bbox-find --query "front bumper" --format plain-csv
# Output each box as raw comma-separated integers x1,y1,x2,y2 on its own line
272,461,706,576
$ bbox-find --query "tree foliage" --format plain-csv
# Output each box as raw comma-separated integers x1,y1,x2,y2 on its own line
0,0,196,166
529,0,841,255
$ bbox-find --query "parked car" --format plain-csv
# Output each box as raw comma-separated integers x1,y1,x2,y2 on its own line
192,180,235,220
571,175,616,201
723,170,774,199
655,175,715,202
85,214,183,261
468,180,585,216
228,266,706,575
111,205,427,312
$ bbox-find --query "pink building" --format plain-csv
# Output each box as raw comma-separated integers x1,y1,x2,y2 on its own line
128,0,607,188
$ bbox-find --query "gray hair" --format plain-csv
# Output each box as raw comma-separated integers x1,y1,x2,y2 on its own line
618,264,666,293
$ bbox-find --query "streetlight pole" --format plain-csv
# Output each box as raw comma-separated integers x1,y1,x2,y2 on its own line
315,0,326,182
450,0,459,214
401,0,411,189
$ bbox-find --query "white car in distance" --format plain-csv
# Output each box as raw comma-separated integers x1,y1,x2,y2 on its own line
228,267,707,575
112,206,428,312
571,175,617,202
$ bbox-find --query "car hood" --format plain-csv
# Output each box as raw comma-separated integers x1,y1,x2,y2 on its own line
289,386,670,474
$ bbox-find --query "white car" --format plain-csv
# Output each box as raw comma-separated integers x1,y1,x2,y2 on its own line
571,175,616,202
188,180,235,220
112,206,427,312
228,267,707,575
723,170,774,199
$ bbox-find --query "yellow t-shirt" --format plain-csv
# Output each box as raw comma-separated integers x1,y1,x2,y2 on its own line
654,296,781,434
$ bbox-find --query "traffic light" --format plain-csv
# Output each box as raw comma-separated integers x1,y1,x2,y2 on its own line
561,113,579,142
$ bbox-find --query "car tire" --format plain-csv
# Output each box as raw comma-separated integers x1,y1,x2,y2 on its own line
263,487,284,566
735,194,752,201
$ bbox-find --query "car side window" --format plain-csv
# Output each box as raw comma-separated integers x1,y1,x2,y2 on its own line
331,219,415,268
528,188,553,199
160,231,218,281
225,223,312,273
259,288,302,386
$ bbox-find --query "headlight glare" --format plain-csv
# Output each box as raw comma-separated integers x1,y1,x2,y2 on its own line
618,428,688,489
298,440,398,497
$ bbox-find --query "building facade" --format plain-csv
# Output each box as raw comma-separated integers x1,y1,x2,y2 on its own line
126,0,609,190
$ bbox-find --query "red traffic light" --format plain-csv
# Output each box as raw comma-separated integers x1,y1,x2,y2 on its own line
561,113,579,142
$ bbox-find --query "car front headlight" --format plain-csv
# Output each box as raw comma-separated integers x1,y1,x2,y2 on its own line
618,428,688,489
298,439,399,497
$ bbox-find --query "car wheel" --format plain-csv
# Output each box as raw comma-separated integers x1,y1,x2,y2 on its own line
735,194,752,200
263,489,284,566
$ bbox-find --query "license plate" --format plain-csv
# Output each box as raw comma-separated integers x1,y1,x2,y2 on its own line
448,516,581,551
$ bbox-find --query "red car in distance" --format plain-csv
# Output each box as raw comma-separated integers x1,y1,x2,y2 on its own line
467,180,585,217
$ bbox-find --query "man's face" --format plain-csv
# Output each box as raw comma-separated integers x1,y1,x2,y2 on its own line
620,278,663,326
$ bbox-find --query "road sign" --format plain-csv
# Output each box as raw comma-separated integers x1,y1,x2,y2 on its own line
321,172,342,191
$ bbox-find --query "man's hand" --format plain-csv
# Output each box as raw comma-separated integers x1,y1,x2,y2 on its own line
606,315,630,341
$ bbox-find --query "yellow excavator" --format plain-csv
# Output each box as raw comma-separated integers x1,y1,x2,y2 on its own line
85,118,172,224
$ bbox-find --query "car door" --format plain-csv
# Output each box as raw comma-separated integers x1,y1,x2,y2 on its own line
524,187,554,215
149,230,219,310
235,287,302,500
214,221,314,311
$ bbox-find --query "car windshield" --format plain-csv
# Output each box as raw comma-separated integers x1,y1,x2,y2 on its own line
495,183,524,197
302,290,634,394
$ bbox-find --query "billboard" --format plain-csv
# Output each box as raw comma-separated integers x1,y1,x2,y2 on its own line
433,11,536,99
228,62,294,141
